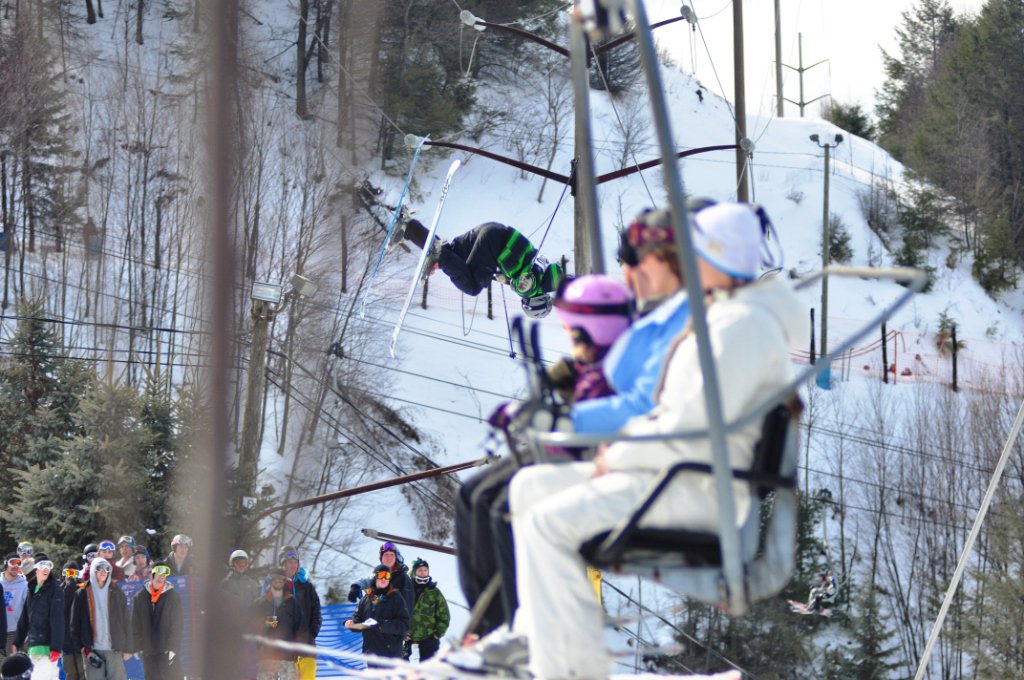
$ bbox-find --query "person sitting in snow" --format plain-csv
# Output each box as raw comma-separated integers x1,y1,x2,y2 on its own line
393,215,564,318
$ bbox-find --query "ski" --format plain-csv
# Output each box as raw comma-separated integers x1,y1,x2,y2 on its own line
359,134,430,319
389,158,462,358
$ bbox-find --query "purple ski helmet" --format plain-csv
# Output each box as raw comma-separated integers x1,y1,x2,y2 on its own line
554,275,633,348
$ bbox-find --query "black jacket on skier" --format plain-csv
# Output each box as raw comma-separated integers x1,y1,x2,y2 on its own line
401,219,564,318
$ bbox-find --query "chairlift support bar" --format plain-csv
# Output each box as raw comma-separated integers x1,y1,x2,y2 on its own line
360,528,457,556
623,0,744,613
570,18,605,274
534,267,927,450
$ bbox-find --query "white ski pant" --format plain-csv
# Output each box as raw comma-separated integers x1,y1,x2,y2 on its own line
28,654,59,680
510,462,656,680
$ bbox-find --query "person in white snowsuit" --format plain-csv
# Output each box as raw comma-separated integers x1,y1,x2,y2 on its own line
508,202,808,680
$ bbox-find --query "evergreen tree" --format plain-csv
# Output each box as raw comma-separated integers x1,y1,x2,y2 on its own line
825,102,876,141
589,24,641,94
875,0,958,160
139,372,179,543
8,381,153,559
0,299,96,542
821,581,902,679
965,492,1024,678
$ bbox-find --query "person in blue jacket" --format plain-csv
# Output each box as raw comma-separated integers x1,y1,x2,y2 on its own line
570,201,723,435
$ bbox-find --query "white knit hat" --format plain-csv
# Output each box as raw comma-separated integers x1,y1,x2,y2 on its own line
691,202,764,280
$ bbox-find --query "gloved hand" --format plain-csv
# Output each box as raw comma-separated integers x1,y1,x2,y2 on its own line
49,650,61,663
487,402,521,431
347,583,361,603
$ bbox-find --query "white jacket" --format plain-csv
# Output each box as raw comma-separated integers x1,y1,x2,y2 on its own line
603,277,808,532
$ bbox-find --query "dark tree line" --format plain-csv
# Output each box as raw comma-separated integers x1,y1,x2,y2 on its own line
875,0,1024,294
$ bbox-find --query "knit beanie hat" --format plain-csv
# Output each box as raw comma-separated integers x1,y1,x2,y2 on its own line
691,202,765,280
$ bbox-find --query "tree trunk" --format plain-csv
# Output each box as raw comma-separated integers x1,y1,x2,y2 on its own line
135,0,144,44
85,0,96,24
296,0,310,119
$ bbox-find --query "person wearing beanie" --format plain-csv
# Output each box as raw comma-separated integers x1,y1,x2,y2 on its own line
131,562,182,680
278,547,320,680
251,568,298,680
346,544,413,618
344,565,409,661
1,554,27,659
70,558,132,680
507,201,805,680
59,561,85,680
14,554,62,680
403,559,449,662
114,538,135,580
125,548,151,584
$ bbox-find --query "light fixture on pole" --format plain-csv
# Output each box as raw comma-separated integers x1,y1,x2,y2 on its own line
238,273,318,512
810,132,843,389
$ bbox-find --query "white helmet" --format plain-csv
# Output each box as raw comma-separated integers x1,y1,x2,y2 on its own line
228,549,250,565
171,534,193,548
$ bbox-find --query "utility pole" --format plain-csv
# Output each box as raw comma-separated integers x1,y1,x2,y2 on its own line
570,20,603,275
733,0,749,202
782,33,829,117
238,297,276,504
774,0,783,117
810,133,843,388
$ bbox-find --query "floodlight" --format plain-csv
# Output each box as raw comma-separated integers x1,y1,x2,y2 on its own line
251,281,284,304
290,274,318,298
834,134,844,144
809,134,820,143
739,137,755,153
404,134,425,149
680,4,696,24
460,10,484,29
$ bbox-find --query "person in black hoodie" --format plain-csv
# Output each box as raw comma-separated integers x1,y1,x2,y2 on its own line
59,561,85,680
131,563,182,680
14,555,62,680
344,565,409,660
70,558,132,680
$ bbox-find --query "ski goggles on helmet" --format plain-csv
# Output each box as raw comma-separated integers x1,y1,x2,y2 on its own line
117,536,135,547
280,549,299,562
63,568,80,579
35,560,53,572
151,565,171,577
374,571,391,581
16,543,33,556
6,558,22,568
98,541,116,552
380,542,396,553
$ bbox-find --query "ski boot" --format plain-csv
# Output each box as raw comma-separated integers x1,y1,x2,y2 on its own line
442,625,530,677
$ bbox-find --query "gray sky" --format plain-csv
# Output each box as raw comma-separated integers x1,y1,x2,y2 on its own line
648,0,985,120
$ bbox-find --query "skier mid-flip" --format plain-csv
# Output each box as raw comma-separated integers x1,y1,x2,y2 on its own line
391,214,565,318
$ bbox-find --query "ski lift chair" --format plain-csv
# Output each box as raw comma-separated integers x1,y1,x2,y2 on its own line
530,266,926,616
575,396,802,613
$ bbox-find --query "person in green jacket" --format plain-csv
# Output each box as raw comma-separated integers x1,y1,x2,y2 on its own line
403,559,450,662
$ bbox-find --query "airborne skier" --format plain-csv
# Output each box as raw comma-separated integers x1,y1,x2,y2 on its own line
393,215,565,319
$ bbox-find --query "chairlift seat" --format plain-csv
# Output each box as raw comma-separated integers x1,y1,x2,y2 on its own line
578,399,802,614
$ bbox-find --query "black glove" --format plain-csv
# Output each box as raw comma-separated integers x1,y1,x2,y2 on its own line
347,583,361,603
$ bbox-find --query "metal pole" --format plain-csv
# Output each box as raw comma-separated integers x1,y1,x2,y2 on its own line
821,144,831,369
570,20,605,275
774,0,783,117
626,0,745,614
733,0,749,202
798,33,805,117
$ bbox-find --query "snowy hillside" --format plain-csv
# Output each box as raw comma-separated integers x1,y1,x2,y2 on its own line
352,34,1024,665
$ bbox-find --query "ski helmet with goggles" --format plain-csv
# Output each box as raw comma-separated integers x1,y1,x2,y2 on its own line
554,275,633,348
83,544,99,560
170,534,192,548
0,652,32,680
521,295,553,319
